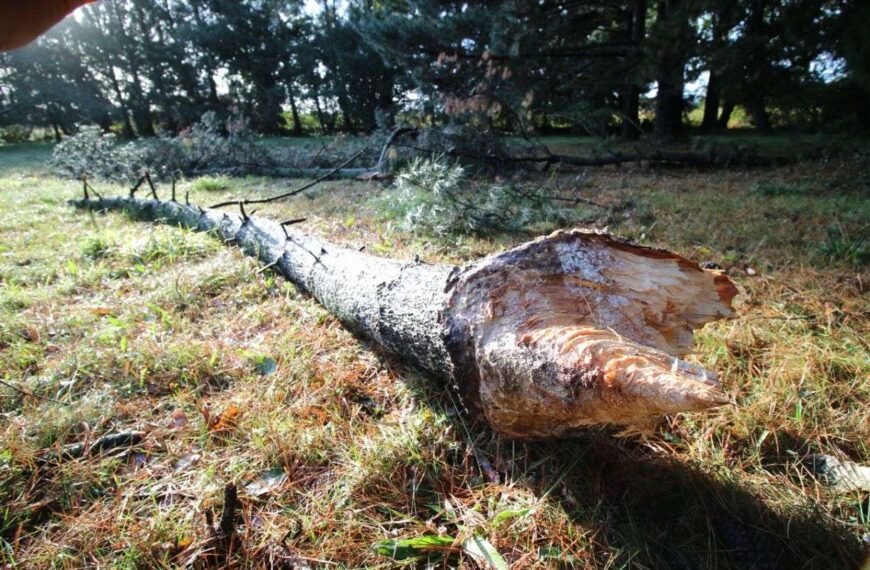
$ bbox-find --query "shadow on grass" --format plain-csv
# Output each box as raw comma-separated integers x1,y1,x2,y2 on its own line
396,362,865,569
58,199,866,568
548,436,861,569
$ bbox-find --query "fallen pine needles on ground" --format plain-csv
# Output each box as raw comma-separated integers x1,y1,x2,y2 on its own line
0,143,867,568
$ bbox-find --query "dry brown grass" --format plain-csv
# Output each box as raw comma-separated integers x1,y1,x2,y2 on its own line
0,143,867,568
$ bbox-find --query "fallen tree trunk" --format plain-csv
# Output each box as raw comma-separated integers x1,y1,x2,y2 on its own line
393,136,793,168
70,195,737,439
527,150,779,168
540,149,788,167
191,165,378,180
190,127,416,181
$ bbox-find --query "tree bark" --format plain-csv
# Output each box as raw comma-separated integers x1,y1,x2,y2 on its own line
743,0,770,132
718,99,735,129
286,84,304,136
404,143,791,168
70,196,737,439
653,0,687,140
621,0,647,140
701,3,731,133
747,94,771,132
701,70,721,132
252,81,284,136
106,66,136,139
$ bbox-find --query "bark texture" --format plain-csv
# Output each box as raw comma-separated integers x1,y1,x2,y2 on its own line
70,196,737,439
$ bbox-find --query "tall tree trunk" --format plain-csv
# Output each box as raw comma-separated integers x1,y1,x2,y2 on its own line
119,111,136,139
107,67,136,139
718,99,735,129
252,81,284,135
654,72,684,140
109,1,155,136
71,196,736,439
132,93,156,137
96,112,113,133
207,75,221,109
653,0,687,140
376,71,396,130
133,2,177,133
338,99,354,133
588,92,609,137
747,94,771,131
701,70,721,132
701,4,732,133
287,85,303,136
743,0,770,132
323,0,354,133
622,0,647,140
191,2,222,113
313,94,329,134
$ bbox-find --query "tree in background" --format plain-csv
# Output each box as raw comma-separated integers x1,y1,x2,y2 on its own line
1,0,867,140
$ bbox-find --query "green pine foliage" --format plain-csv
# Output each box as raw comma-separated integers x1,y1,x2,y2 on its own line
384,157,570,236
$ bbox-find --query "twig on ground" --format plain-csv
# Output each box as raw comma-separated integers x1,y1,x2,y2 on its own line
0,378,66,405
218,483,238,540
35,430,145,465
201,482,240,565
61,430,145,460
545,193,607,209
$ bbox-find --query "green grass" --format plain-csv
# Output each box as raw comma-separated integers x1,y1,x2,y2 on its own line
518,131,870,163
190,174,233,192
0,142,867,568
0,142,54,173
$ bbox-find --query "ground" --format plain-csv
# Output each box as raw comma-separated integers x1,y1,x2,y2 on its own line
0,139,867,568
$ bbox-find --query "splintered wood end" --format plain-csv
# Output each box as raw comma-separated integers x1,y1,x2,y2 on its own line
444,229,737,439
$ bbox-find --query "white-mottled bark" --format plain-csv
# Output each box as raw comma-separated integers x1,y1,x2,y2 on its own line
70,196,737,439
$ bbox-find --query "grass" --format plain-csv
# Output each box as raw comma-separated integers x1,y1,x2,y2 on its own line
191,175,234,193
0,141,868,568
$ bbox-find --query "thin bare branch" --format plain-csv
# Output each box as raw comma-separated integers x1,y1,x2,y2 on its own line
208,147,368,209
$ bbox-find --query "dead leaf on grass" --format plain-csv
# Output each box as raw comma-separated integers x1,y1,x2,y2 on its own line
168,410,189,429
207,404,241,434
87,307,115,316
22,324,40,343
174,452,201,471
244,469,288,497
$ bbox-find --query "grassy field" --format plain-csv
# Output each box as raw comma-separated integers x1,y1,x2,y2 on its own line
0,141,868,568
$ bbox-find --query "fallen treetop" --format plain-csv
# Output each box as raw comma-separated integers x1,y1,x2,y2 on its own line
70,193,738,439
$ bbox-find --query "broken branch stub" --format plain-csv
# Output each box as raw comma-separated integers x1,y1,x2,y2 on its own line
70,196,736,439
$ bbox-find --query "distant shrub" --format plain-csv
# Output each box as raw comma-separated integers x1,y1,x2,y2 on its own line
0,125,33,144
383,156,569,236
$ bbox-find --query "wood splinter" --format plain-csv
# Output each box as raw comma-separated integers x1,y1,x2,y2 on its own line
70,195,738,439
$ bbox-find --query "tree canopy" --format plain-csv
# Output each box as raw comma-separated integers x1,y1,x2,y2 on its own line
1,0,867,140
